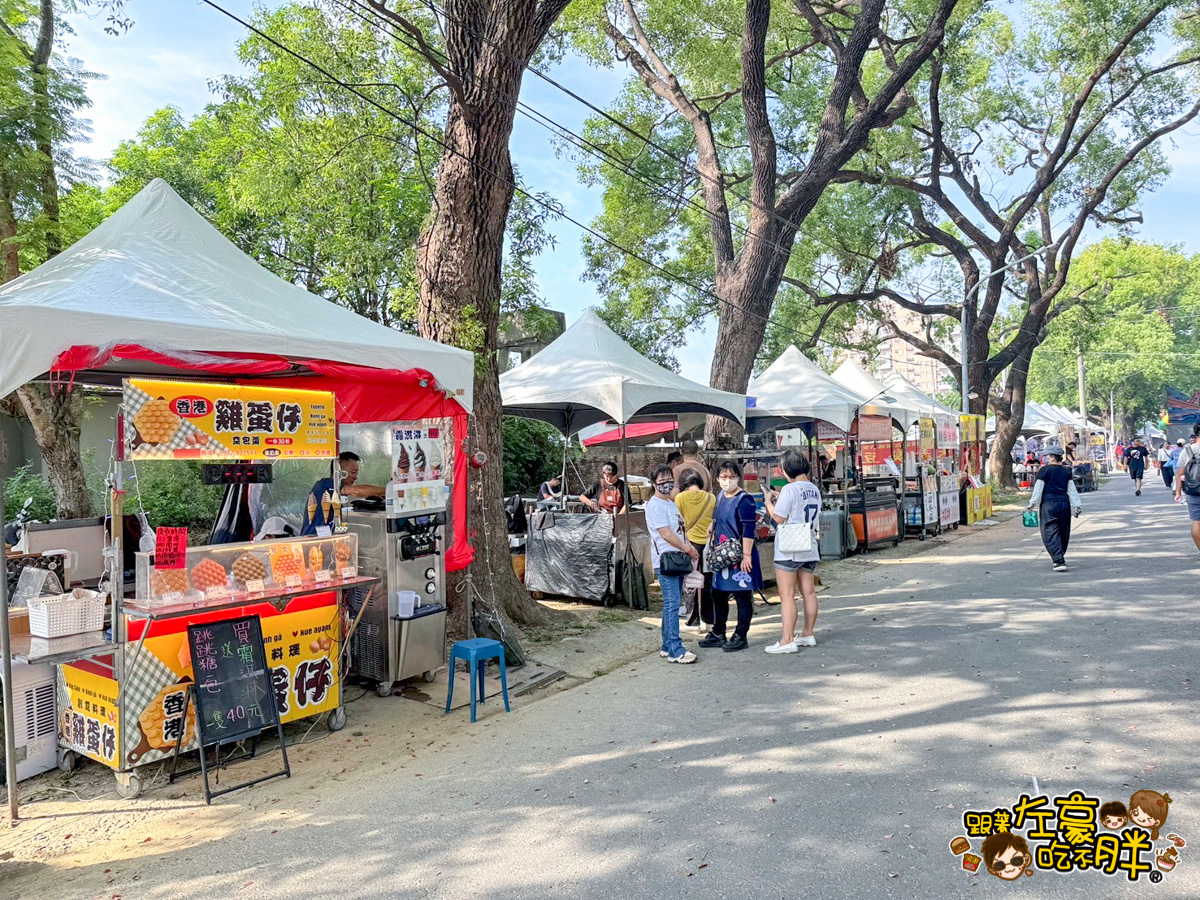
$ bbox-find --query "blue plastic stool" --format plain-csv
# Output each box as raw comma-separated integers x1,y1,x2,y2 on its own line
444,638,511,722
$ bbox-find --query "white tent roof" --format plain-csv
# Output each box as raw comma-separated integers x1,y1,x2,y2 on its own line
499,310,745,434
0,178,474,408
878,372,958,422
745,345,865,432
832,360,919,430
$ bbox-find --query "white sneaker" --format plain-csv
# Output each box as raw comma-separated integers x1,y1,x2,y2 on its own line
679,623,701,633
667,651,698,664
764,640,799,654
795,635,817,647
659,650,669,658
1053,563,1068,572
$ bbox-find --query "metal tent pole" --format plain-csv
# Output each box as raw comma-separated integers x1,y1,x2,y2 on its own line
620,423,631,564
2,475,18,821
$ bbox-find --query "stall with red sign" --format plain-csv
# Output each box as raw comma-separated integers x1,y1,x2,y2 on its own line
0,180,474,817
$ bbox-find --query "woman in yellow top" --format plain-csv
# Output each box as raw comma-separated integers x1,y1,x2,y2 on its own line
674,471,715,630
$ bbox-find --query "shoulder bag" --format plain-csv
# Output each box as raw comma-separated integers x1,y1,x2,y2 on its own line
776,521,813,554
659,550,693,577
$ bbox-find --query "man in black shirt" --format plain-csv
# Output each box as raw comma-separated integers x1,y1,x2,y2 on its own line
1123,438,1151,496
1026,448,1082,571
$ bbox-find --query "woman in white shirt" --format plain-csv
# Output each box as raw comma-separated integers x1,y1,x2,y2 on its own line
763,448,821,653
645,465,699,664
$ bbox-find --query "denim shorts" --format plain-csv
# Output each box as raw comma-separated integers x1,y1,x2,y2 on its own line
774,558,818,573
1187,493,1200,523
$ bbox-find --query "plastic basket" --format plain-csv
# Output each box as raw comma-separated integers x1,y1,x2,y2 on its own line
27,588,106,638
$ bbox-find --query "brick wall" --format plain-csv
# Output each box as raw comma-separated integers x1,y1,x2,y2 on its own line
568,448,676,495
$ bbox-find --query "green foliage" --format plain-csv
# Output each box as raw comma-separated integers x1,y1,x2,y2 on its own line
1028,240,1200,429
502,417,566,496
3,463,57,521
131,461,224,535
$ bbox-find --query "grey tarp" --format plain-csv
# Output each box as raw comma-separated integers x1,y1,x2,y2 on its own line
525,511,615,602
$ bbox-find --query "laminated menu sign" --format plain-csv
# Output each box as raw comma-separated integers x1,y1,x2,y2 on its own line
155,527,188,570
390,421,444,484
187,615,278,746
124,378,336,461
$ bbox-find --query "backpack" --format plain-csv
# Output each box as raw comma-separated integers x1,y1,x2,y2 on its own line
1183,445,1200,496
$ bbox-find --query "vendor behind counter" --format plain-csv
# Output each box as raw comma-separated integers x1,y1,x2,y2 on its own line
579,460,634,514
301,451,385,535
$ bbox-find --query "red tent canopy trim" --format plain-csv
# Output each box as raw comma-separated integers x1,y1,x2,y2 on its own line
52,343,474,572
582,420,677,447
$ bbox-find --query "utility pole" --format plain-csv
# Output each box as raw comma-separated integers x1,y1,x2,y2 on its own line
1077,342,1088,450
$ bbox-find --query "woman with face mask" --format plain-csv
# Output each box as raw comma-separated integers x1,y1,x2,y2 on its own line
700,460,762,652
645,465,699,664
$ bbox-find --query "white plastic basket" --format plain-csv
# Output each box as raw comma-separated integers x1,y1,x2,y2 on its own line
27,589,107,639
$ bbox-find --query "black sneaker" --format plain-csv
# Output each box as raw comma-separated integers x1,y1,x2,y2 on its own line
723,634,749,652
698,632,727,649
1136,489,1141,496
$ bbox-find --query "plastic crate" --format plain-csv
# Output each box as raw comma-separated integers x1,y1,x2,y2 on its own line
27,588,106,638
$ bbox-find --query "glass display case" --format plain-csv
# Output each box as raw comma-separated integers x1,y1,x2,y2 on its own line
131,534,358,609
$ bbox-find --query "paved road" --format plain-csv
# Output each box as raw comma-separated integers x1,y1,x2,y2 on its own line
8,478,1200,899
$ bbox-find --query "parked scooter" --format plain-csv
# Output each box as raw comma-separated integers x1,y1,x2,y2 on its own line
3,497,34,547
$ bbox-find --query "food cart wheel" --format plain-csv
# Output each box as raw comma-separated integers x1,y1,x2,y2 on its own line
328,707,347,732
422,670,437,683
57,750,77,773
376,681,393,698
115,771,142,799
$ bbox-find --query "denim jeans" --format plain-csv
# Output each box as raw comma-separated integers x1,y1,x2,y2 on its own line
657,569,686,658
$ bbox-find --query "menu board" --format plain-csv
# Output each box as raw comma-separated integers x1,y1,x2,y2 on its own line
390,422,445,484
187,615,278,746
124,378,336,461
857,415,893,443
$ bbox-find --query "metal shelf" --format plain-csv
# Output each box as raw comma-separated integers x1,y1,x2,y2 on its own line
9,631,113,666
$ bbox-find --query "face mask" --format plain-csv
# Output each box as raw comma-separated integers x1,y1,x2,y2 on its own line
657,481,674,494
719,477,738,491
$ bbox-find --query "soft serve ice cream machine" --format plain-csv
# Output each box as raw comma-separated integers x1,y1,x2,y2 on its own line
346,424,449,695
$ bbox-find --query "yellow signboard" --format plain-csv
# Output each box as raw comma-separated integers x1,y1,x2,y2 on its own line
124,378,336,460
59,665,121,767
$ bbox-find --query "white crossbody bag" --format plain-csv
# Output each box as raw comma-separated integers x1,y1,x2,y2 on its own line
775,521,814,554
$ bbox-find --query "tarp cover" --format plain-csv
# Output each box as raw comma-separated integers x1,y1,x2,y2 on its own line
500,310,745,434
832,360,919,430
745,345,864,432
525,510,614,602
0,178,474,412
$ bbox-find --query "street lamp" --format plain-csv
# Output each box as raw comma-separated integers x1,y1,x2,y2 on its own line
961,242,1062,414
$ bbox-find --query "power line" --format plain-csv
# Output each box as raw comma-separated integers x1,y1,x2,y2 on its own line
200,0,859,360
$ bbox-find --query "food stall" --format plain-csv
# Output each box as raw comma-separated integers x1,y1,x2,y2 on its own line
0,179,474,816
937,418,962,530
960,414,992,524
746,346,866,560
500,311,745,605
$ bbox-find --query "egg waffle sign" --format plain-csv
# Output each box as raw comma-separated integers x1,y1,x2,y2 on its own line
124,379,336,460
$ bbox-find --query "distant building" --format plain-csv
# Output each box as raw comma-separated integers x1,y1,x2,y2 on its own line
847,306,953,397
498,308,566,372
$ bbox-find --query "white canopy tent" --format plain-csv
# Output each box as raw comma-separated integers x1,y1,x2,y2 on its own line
832,360,920,430
745,345,865,432
499,309,746,434
0,178,474,408
879,372,958,423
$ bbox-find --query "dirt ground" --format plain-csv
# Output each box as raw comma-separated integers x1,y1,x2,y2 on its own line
0,507,1018,899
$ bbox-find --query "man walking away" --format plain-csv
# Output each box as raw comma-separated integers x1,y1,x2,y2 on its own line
1026,448,1082,572
1124,438,1150,496
671,439,711,494
1174,425,1200,555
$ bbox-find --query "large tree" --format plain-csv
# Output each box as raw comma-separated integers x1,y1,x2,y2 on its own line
1,0,97,517
564,0,958,437
366,0,572,629
1028,240,1200,439
796,0,1200,487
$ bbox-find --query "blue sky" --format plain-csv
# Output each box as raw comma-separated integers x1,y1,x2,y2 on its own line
64,2,1200,386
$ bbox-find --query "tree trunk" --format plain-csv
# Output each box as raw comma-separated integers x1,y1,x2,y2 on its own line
14,384,93,518
0,177,18,283
416,73,550,631
987,347,1032,491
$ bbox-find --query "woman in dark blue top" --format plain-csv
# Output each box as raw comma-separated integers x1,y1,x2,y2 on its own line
699,460,762,653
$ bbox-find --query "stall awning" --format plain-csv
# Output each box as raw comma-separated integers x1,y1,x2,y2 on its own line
832,360,919,430
582,420,677,447
500,310,745,434
0,179,474,417
745,346,864,432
